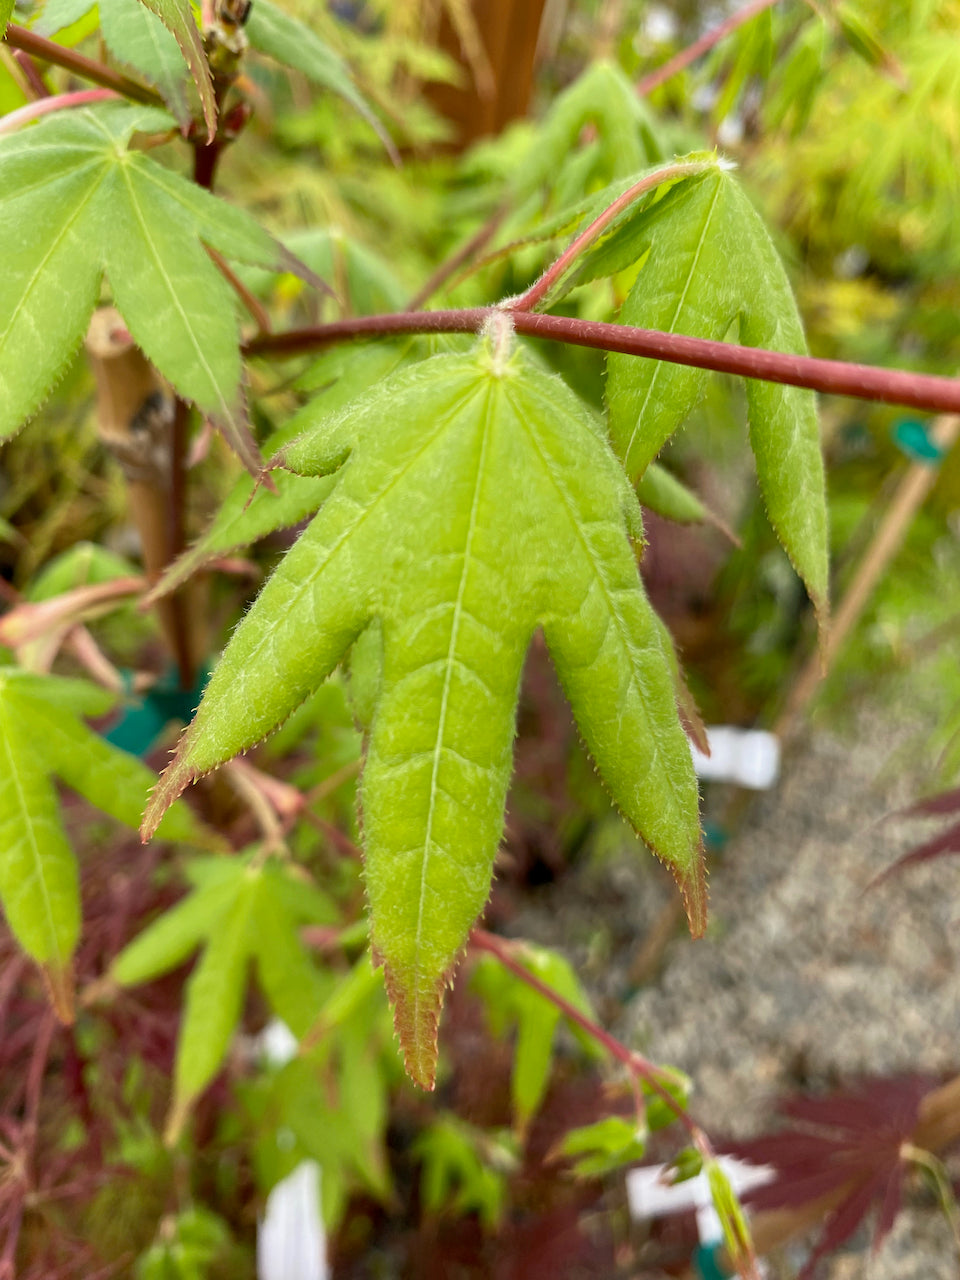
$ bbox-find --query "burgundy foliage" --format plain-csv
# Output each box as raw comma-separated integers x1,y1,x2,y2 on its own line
725,1077,935,1278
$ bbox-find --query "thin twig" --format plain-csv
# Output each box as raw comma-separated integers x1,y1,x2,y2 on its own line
406,203,509,309
511,160,713,313
3,24,163,107
244,306,960,417
469,927,699,1141
636,0,780,97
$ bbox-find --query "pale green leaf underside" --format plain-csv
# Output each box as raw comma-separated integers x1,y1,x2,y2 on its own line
99,0,192,130
144,343,703,1089
606,169,828,614
0,103,290,459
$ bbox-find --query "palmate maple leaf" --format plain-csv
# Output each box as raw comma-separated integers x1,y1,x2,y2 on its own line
143,332,704,1087
0,102,314,472
726,1077,933,1280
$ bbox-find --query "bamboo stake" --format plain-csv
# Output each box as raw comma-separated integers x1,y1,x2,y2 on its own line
776,414,960,739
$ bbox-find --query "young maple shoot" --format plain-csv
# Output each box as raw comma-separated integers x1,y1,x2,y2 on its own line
143,335,705,1088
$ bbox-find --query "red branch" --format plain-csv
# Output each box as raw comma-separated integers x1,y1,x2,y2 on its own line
3,23,163,107
636,0,780,97
470,928,700,1142
244,307,960,416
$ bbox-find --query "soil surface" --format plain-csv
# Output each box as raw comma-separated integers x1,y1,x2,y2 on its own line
506,695,960,1278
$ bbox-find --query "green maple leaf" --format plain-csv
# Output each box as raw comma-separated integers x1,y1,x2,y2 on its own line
149,341,424,602
32,0,214,134
143,336,704,1089
111,852,337,1141
472,945,599,1133
516,61,662,203
1,0,13,39
246,0,395,159
0,669,218,1016
99,0,192,131
603,166,829,616
0,102,309,470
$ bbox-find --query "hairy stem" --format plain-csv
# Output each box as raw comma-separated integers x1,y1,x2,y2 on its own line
245,306,960,416
511,159,713,313
3,23,163,107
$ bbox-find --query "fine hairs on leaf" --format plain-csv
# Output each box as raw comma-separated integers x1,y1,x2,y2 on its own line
143,336,704,1088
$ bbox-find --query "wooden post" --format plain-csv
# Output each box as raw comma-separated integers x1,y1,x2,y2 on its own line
427,0,548,147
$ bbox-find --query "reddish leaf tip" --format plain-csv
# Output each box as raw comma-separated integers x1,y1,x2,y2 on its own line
41,959,76,1024
141,755,196,842
380,959,445,1091
676,845,708,939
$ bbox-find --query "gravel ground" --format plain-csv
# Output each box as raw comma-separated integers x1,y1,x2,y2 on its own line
506,696,960,1277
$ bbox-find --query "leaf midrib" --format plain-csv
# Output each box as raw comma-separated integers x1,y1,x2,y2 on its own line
410,382,493,1050
620,175,725,471
117,163,233,420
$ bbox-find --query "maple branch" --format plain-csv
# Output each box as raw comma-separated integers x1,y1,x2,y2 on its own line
244,307,960,417
2,24,163,107
636,0,779,97
510,160,713,314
